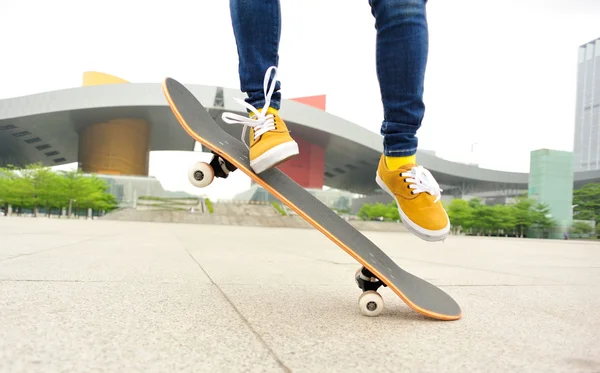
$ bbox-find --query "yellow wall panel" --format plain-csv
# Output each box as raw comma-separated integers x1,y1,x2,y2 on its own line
82,71,129,86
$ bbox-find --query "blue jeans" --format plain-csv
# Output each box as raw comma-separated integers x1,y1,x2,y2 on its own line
229,0,428,156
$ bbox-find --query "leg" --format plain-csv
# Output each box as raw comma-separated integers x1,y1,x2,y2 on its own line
229,0,282,110
223,0,299,173
369,0,428,161
370,0,450,242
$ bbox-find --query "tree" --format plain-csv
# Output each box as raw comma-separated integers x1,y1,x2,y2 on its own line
494,204,517,237
468,197,483,210
476,204,503,236
511,196,535,238
58,169,86,217
464,198,497,236
446,199,473,234
530,202,557,238
18,163,62,217
86,175,118,213
573,183,600,222
0,166,33,214
357,202,399,221
387,201,400,221
570,221,593,238
0,168,13,212
0,165,117,217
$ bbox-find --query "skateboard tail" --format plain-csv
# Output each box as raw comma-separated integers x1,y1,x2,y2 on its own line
161,78,461,321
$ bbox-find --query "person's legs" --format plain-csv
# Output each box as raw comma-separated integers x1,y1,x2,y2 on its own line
224,0,298,174
229,0,282,110
369,0,450,242
370,0,428,163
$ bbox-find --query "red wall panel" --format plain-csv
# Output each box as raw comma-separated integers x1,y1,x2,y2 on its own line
290,95,326,111
277,136,324,189
273,94,327,188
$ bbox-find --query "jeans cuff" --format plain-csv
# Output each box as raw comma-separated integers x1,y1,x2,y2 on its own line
381,120,419,157
383,147,417,157
246,91,281,111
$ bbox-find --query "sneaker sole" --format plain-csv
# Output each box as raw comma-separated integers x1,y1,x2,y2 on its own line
251,140,299,174
375,173,450,242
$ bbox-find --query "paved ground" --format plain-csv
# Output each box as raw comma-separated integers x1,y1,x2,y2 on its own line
1,218,599,372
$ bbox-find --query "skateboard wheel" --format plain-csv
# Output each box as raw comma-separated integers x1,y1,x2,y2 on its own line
358,290,384,317
188,162,214,188
354,268,361,286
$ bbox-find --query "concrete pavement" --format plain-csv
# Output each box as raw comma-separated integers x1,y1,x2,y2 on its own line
1,218,599,372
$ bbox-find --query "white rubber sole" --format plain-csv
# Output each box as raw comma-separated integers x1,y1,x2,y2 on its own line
251,140,299,174
375,173,450,242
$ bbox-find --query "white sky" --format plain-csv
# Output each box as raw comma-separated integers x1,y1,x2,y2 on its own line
1,0,599,199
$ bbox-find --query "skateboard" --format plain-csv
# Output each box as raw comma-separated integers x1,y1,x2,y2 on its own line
161,77,462,320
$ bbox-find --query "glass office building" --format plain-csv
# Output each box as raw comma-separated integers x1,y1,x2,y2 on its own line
528,149,574,238
573,37,600,172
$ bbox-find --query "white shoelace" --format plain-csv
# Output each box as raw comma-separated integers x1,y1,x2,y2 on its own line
402,165,443,203
221,66,279,148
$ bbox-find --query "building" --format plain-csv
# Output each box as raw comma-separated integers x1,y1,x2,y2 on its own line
1,72,599,206
573,37,600,172
528,149,574,238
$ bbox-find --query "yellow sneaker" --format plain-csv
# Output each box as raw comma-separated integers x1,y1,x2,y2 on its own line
375,154,450,241
221,66,299,174
246,107,299,173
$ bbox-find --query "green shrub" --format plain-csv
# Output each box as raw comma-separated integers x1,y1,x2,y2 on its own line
271,201,286,216
204,198,214,213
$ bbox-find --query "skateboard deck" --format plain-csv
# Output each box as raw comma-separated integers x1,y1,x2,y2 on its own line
162,77,461,320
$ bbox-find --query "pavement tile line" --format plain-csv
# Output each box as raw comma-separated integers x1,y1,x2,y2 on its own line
176,236,292,373
0,233,121,263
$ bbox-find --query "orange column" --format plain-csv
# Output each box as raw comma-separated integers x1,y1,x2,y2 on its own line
78,72,151,176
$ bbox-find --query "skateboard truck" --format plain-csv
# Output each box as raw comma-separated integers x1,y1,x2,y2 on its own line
209,151,237,179
187,151,237,188
355,266,387,317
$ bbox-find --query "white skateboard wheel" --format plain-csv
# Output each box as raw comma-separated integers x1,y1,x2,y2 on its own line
188,162,214,188
358,290,384,317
